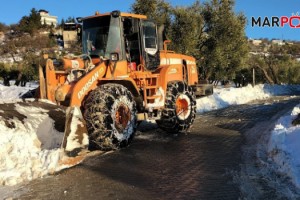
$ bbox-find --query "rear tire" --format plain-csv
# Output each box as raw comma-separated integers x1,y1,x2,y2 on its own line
83,84,137,150
156,81,196,133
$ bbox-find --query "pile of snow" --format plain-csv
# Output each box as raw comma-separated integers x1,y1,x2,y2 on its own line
0,81,38,102
0,103,74,186
268,105,300,188
196,84,300,113
0,83,300,187
0,85,33,101
0,104,61,185
0,84,80,187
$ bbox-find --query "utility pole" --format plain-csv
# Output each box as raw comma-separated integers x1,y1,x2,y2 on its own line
252,67,255,86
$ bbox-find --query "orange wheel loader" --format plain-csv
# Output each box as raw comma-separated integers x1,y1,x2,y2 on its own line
38,10,213,156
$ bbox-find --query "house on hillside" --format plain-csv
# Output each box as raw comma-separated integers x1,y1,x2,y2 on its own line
272,40,284,46
250,39,262,46
296,56,300,62
39,9,58,27
62,23,80,48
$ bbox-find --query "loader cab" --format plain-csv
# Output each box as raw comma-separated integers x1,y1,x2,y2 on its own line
81,11,160,71
82,14,125,60
122,17,160,71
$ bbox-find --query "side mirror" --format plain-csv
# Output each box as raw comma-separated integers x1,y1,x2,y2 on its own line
110,53,119,61
76,17,83,23
111,10,120,18
110,53,119,78
163,40,171,53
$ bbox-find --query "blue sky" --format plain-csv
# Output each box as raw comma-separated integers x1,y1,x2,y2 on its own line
0,0,299,41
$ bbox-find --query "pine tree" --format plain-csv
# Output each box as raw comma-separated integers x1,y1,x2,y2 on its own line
131,0,171,27
66,17,75,23
18,8,42,35
0,22,8,32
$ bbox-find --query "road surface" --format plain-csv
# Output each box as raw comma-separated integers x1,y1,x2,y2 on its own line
8,96,300,199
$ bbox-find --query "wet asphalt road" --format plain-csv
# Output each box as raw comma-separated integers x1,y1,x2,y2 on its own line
15,96,300,200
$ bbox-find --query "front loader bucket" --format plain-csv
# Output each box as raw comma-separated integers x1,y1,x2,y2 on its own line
61,106,89,157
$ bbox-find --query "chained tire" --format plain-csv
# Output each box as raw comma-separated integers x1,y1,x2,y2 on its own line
156,81,196,133
83,83,137,150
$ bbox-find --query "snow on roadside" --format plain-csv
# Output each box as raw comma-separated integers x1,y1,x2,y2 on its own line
196,84,270,113
0,83,300,190
0,104,69,186
268,105,300,188
196,84,300,113
0,84,79,189
0,85,33,101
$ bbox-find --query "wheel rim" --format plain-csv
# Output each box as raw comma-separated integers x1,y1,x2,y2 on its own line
175,94,191,120
115,103,131,132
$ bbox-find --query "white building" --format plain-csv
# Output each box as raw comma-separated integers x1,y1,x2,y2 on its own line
251,39,262,46
271,40,284,46
39,10,58,27
62,23,79,48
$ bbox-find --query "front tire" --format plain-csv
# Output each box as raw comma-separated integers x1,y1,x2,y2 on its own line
156,81,196,133
83,84,137,150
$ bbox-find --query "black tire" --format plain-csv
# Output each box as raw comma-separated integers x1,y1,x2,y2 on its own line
83,84,137,150
156,81,196,133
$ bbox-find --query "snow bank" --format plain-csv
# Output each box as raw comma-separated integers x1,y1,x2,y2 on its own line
268,105,300,188
0,82,38,103
196,84,300,113
0,85,33,101
0,84,78,187
0,103,69,186
197,84,268,113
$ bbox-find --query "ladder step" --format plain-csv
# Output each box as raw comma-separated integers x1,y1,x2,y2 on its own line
132,73,160,79
144,86,158,89
146,95,161,100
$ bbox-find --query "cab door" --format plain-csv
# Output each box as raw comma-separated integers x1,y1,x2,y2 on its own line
140,20,160,71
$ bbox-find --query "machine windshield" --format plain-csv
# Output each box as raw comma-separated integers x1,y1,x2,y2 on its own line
82,16,123,59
